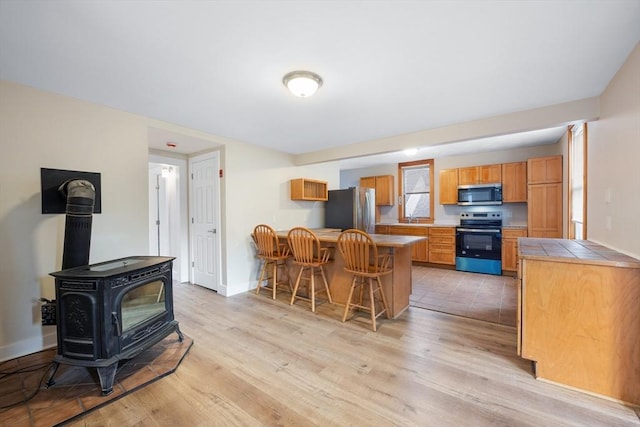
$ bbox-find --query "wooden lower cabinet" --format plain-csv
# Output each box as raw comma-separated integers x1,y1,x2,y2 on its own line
519,239,640,405
428,227,455,265
382,225,428,262
501,228,527,272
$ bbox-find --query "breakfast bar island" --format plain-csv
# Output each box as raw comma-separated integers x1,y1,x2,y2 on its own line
517,238,640,406
276,229,427,318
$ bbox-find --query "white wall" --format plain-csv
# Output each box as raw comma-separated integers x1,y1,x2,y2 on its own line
588,42,640,258
0,81,151,360
0,80,341,360
222,140,340,296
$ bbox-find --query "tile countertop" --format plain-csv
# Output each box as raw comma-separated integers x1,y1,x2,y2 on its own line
376,222,457,227
277,229,427,248
518,238,640,269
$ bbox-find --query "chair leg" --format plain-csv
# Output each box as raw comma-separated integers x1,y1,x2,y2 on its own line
310,267,316,312
342,276,357,323
368,278,377,332
376,276,391,319
281,260,293,293
319,266,332,303
290,267,304,306
271,260,278,300
256,260,268,295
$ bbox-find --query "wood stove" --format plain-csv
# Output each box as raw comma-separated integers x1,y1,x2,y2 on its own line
47,256,183,395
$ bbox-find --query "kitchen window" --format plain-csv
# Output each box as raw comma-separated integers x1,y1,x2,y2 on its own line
569,123,587,239
398,159,434,223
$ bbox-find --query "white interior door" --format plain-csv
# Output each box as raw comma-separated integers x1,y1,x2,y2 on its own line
189,152,220,291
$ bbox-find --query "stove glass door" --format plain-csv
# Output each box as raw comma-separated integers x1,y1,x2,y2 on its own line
456,228,502,260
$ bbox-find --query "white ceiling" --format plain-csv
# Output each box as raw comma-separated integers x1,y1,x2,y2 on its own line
1,1,638,168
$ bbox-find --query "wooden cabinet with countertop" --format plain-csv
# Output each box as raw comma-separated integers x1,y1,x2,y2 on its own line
501,227,527,272
518,238,640,405
428,227,455,265
375,225,429,262
360,175,394,206
386,225,429,262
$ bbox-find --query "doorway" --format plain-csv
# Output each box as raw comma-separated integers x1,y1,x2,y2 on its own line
148,162,182,280
148,151,190,283
189,151,221,292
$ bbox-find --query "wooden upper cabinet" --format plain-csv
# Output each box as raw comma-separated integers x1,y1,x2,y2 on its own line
360,176,376,190
458,164,501,185
439,168,458,205
290,178,328,201
527,155,562,184
527,183,562,237
502,161,527,203
458,167,478,185
360,175,394,206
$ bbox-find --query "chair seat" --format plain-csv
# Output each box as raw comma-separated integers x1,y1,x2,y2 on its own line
287,227,333,313
253,224,292,299
337,229,393,331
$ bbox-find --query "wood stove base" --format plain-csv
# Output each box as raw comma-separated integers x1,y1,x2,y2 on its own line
46,321,183,395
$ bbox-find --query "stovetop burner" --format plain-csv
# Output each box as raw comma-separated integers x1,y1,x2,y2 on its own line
458,211,503,228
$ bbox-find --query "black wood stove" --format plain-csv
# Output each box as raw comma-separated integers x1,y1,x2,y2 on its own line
47,256,183,395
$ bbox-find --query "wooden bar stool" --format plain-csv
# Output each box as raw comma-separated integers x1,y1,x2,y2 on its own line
253,224,291,299
287,227,333,312
336,229,392,331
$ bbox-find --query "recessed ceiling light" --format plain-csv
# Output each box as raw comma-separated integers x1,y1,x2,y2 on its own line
283,70,323,97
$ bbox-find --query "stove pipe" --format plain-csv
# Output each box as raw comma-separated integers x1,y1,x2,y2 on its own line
60,179,96,270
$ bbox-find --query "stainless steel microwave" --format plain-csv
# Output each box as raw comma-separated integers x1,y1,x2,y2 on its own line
457,183,503,206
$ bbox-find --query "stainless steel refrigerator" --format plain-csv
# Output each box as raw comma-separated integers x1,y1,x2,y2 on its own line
324,187,376,233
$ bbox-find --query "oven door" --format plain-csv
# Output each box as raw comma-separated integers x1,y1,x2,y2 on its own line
455,227,503,275
456,227,502,259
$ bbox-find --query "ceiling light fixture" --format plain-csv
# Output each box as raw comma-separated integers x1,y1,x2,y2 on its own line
283,70,323,97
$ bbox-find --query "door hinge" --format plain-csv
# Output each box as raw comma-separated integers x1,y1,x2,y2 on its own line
192,261,195,267
191,217,194,224
191,173,194,180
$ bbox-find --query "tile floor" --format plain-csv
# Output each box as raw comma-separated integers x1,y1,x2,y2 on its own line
410,265,517,327
0,334,192,426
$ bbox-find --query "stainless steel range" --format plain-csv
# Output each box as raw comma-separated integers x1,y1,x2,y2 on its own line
455,211,502,275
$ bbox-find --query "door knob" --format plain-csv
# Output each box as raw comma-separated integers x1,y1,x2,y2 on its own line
208,229,216,234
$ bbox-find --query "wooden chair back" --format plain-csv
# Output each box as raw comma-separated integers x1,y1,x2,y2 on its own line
287,227,329,265
337,229,390,276
253,224,288,259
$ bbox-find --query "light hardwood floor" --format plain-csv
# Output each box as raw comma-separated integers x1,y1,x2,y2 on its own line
68,280,640,426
